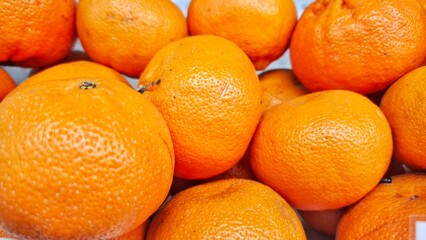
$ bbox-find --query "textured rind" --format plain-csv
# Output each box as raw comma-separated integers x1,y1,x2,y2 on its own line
139,35,263,180
380,66,426,170
147,179,307,239
0,78,174,240
0,0,76,67
290,0,426,94
250,90,393,210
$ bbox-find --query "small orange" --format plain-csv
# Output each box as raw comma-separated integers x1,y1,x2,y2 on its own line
336,173,426,239
0,67,16,102
0,0,76,67
77,0,187,77
380,66,426,170
147,179,306,239
21,60,130,88
138,35,262,180
290,0,426,94
258,69,308,113
250,90,393,210
298,208,346,236
187,0,297,70
0,78,174,239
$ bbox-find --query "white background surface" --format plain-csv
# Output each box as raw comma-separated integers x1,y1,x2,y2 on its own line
1,0,336,239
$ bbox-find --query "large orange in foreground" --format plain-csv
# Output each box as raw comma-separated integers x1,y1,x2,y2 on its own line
250,90,393,210
0,0,76,67
147,179,306,239
0,78,174,239
138,35,262,180
290,0,426,94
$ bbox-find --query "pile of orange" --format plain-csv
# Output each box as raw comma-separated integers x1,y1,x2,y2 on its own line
0,0,425,239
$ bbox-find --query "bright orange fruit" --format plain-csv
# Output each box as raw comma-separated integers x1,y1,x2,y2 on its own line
147,179,306,239
290,0,426,94
250,90,393,210
259,69,308,113
187,0,297,70
77,0,187,77
0,0,76,67
138,35,262,180
0,78,174,239
380,66,426,170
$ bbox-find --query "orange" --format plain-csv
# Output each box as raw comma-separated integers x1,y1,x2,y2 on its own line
0,67,16,102
146,179,306,239
138,35,262,180
290,0,426,94
250,90,393,210
0,78,174,239
77,0,187,77
380,66,426,170
298,208,346,236
20,60,130,88
258,68,308,113
187,0,297,70
336,173,426,239
0,0,75,67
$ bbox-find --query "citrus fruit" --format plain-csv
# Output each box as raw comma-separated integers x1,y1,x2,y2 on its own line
0,0,76,67
290,0,426,94
250,90,393,210
138,35,262,180
147,179,306,239
336,173,426,239
259,68,308,113
380,66,426,170
77,0,187,77
187,0,297,70
0,78,174,239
